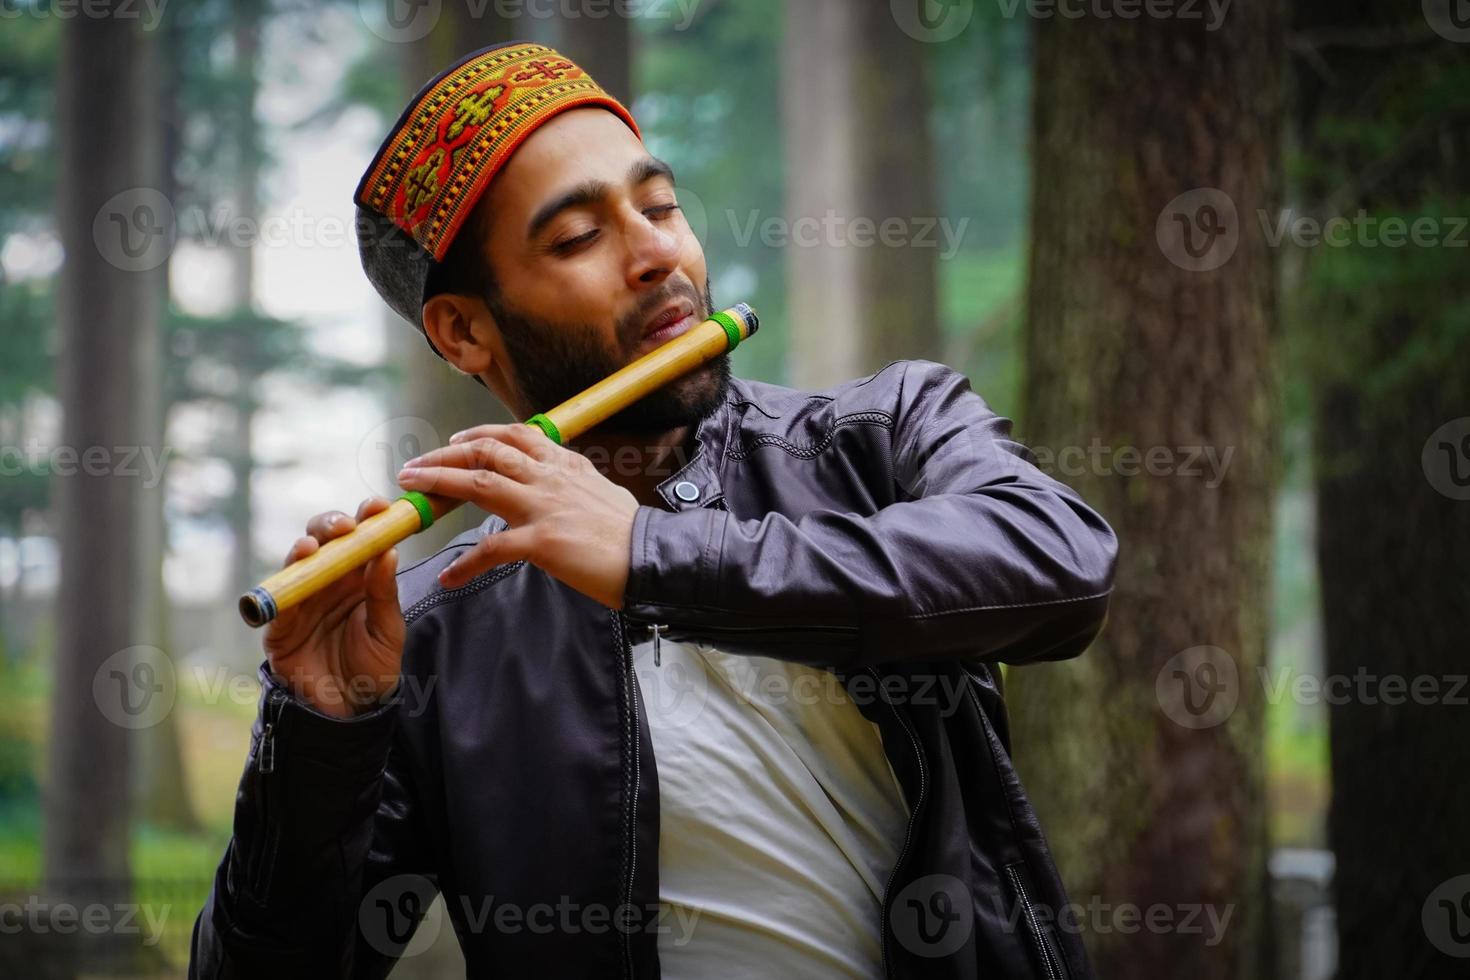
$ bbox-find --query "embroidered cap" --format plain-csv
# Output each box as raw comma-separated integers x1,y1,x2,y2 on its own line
354,41,642,345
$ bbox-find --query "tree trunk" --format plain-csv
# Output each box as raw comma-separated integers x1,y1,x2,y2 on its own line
225,0,264,607
1289,3,1470,975
780,0,941,388
1007,5,1284,978
130,0,198,834
551,2,632,105
45,0,162,948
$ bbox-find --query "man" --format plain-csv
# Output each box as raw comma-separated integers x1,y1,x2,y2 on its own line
190,42,1117,980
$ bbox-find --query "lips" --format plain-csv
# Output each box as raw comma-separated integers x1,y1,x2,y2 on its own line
639,299,696,349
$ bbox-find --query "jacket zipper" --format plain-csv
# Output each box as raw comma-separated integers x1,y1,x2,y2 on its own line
869,666,927,980
964,670,1069,980
249,686,289,897
259,688,285,774
1006,863,1067,980
614,611,640,980
651,623,666,667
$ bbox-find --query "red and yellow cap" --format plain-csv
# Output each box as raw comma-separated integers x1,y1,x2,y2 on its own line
354,41,641,332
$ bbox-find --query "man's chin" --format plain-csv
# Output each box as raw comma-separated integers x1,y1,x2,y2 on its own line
600,356,730,435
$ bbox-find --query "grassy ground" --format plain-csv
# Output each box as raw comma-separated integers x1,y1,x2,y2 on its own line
0,651,247,975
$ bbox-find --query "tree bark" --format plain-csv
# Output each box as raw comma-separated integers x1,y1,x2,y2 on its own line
225,0,264,607
1007,5,1284,978
552,2,632,106
1289,2,1470,975
780,0,941,388
129,2,197,834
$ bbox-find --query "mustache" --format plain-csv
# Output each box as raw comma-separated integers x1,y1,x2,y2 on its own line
614,279,709,351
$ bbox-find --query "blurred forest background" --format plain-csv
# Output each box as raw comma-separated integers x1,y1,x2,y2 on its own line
0,0,1466,977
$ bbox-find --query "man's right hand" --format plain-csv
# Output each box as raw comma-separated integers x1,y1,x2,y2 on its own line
263,496,406,719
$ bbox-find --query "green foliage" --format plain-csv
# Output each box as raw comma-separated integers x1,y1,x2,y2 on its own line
929,5,1031,250
320,37,409,125
0,15,57,233
939,248,1024,417
0,16,58,432
0,736,36,818
0,655,43,831
160,0,276,217
0,277,52,410
1287,49,1470,411
1293,197,1470,403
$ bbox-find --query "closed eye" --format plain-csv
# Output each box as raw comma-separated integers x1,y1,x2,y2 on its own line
552,229,599,253
552,205,681,254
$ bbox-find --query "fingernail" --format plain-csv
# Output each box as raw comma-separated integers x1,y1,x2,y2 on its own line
404,456,421,467
449,431,466,444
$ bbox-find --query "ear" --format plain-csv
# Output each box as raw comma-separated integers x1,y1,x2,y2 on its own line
422,292,496,376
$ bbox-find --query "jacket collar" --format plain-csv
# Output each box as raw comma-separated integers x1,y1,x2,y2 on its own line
651,380,738,512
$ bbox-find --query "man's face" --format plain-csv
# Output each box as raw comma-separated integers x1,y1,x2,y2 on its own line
470,107,725,434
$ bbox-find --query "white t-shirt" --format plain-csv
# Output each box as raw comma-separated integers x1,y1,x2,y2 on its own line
631,636,910,979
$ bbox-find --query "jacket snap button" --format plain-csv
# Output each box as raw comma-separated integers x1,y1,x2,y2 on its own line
673,481,700,502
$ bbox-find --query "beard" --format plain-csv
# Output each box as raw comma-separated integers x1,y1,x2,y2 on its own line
489,275,730,436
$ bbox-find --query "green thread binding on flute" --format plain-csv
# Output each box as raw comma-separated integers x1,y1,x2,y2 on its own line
526,413,563,445
399,491,435,531
709,310,743,351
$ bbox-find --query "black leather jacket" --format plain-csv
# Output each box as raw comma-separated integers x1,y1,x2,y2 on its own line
189,359,1117,979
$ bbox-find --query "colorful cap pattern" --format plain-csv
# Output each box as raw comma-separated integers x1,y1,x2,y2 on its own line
354,41,642,335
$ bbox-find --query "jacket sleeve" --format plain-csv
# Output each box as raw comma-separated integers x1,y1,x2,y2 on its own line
188,663,439,979
622,360,1118,667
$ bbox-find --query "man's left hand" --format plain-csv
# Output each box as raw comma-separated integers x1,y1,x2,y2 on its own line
396,423,639,609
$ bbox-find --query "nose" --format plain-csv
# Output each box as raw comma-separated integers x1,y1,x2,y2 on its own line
622,205,681,290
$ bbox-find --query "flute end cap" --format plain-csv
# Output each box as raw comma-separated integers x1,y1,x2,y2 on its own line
239,587,277,628
734,302,759,337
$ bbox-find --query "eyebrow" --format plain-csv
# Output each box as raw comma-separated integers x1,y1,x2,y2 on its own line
525,157,676,241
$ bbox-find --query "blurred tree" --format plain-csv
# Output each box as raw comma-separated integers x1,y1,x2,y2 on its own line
218,0,267,609
1007,6,1284,979
126,0,191,835
780,0,940,387
44,4,164,954
1288,3,1470,975
554,1,632,106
